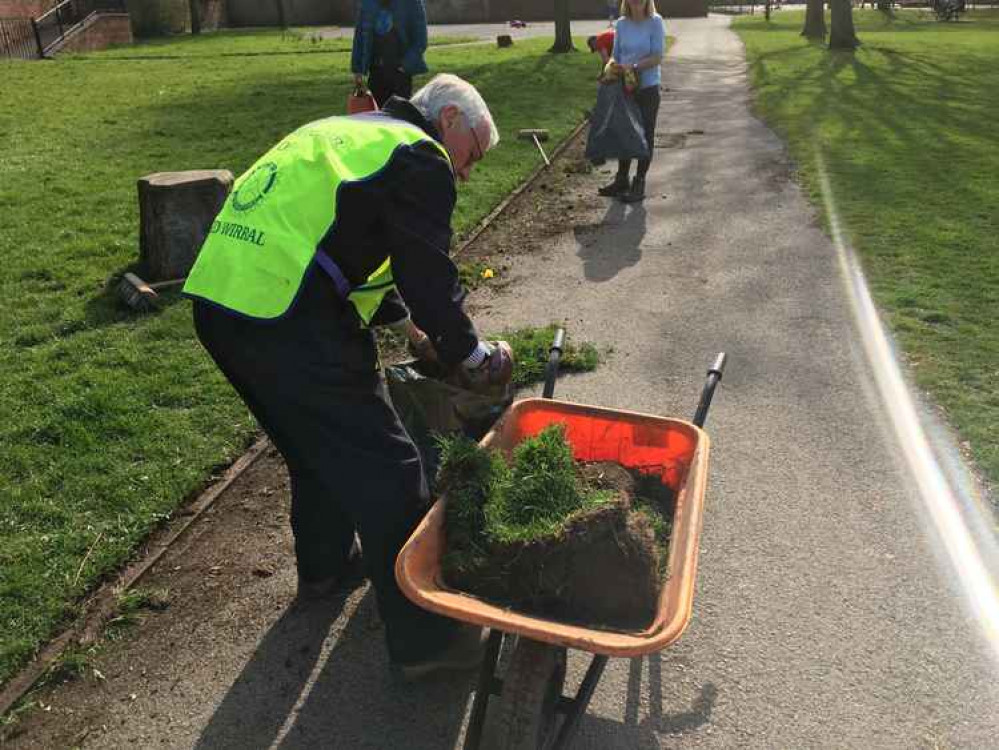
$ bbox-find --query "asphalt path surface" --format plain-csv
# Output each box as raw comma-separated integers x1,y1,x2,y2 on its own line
7,15,998,750
468,14,999,749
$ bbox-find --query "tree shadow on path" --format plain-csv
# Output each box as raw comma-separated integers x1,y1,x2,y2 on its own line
195,588,474,750
571,652,717,748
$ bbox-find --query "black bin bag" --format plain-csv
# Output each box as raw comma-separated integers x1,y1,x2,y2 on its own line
585,81,650,164
385,360,512,494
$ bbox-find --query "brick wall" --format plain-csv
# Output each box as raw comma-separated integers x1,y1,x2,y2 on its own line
228,0,617,26
0,0,52,18
660,0,708,17
57,13,132,52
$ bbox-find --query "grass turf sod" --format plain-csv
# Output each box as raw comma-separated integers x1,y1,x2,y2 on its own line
499,323,600,388
439,425,670,627
0,35,599,686
733,10,999,489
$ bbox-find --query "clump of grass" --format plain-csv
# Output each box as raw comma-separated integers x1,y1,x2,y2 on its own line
438,433,509,578
499,324,600,387
106,587,171,641
486,425,613,543
44,645,95,685
441,424,613,565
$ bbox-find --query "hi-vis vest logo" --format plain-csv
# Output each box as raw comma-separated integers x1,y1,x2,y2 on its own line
209,219,266,247
232,162,278,212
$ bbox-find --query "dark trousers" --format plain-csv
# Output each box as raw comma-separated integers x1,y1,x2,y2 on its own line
617,85,661,181
192,272,456,663
368,65,413,108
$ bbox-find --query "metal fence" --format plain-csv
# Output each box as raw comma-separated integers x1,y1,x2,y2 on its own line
34,0,127,54
0,18,41,60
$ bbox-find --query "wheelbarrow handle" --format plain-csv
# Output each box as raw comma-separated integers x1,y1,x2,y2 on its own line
542,327,565,399
692,352,727,428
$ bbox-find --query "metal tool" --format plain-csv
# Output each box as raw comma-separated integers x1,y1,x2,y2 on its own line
518,128,551,167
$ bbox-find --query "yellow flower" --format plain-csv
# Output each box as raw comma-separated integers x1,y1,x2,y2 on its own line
481,268,495,279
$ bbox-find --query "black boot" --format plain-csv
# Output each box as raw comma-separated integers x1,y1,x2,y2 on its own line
620,176,646,203
598,174,630,197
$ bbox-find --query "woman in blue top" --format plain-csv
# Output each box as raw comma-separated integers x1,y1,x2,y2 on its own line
351,0,429,107
598,0,665,203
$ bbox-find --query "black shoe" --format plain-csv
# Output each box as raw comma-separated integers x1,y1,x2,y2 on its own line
296,538,365,601
620,176,646,203
394,625,489,681
598,176,630,197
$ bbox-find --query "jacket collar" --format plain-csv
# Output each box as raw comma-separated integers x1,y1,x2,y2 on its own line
380,96,443,145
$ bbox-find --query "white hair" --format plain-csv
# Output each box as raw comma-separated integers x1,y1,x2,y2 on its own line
411,74,500,150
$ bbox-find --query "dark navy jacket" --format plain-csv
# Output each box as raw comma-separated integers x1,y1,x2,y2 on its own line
317,97,477,367
351,0,429,77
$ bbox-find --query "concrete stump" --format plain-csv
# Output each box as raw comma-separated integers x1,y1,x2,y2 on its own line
138,170,233,281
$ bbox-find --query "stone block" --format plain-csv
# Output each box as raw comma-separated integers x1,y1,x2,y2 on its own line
138,170,233,282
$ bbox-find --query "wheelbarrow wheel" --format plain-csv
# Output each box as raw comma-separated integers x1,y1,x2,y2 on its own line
490,638,567,750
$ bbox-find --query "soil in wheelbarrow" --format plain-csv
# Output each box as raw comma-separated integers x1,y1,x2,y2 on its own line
439,425,675,631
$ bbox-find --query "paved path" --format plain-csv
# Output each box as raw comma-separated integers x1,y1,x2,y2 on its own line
469,14,999,750
7,15,998,750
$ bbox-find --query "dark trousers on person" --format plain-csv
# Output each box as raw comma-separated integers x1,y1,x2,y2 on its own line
368,64,413,108
616,85,661,181
192,271,456,664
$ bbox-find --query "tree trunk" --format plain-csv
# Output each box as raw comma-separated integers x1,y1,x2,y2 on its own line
550,0,575,53
801,0,826,39
829,0,860,49
275,0,288,30
188,0,201,35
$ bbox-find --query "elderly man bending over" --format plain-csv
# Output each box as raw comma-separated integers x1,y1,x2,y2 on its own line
183,74,513,680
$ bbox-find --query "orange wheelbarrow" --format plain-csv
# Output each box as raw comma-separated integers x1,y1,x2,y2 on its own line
396,331,726,749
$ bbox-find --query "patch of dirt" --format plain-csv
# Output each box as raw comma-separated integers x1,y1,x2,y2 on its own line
445,461,675,632
457,130,607,276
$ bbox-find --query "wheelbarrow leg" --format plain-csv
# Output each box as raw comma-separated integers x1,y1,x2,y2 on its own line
463,629,504,750
550,654,609,749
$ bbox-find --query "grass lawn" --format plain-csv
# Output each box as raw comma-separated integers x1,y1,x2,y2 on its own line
733,10,999,488
0,34,597,687
85,27,479,59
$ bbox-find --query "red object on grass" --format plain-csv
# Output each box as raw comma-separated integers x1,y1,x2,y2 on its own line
593,29,615,57
348,86,378,115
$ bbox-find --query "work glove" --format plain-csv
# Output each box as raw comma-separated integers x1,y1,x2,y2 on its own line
387,319,439,364
407,328,438,364
459,340,515,394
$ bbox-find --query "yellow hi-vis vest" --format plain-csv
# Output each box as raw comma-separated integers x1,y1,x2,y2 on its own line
183,115,451,324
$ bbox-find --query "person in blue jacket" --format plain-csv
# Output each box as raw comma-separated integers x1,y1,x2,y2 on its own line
351,0,429,107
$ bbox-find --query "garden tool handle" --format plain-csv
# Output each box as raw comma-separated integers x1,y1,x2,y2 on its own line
693,352,727,428
542,328,565,399
532,134,551,167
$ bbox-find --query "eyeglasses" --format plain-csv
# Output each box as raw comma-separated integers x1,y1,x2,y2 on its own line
466,114,486,164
